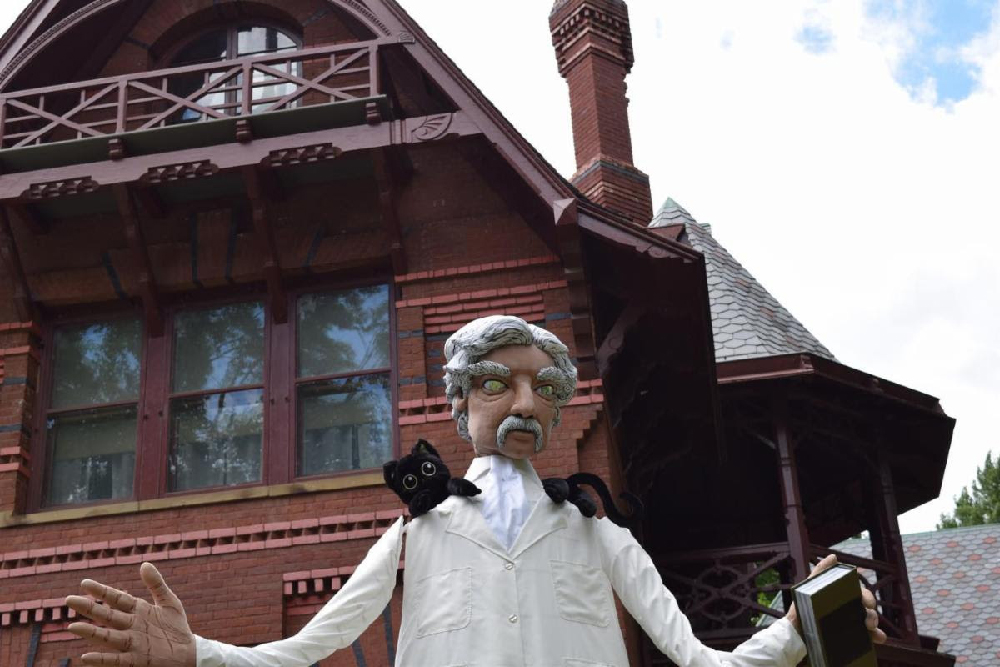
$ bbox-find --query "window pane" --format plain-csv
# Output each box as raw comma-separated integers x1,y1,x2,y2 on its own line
46,406,137,506
298,286,390,378
173,302,264,393
237,27,295,56
298,374,391,476
173,29,229,65
52,320,141,409
169,389,263,491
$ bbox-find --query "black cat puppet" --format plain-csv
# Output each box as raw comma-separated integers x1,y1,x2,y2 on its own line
542,473,642,528
383,439,481,517
384,440,641,528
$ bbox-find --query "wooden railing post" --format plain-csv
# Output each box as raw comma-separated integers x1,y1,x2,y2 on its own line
773,392,811,583
868,448,920,644
116,79,127,134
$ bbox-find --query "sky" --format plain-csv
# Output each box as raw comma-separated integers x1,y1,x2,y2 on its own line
1,1,997,533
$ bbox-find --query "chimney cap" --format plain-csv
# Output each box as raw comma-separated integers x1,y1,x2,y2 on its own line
550,0,626,17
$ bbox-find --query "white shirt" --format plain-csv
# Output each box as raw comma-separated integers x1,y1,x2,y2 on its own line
468,455,535,551
196,460,806,667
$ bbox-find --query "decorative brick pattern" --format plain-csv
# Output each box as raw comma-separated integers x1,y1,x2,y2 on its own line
0,509,405,588
397,281,569,335
394,255,559,285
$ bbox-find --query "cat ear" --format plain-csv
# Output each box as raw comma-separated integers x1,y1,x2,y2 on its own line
382,460,398,487
413,439,439,458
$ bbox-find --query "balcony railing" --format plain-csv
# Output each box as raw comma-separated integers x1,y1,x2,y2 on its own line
0,39,385,151
646,541,916,664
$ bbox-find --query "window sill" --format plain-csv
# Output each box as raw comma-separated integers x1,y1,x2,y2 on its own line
1,471,384,528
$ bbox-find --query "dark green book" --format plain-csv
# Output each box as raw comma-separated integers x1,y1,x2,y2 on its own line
792,564,876,667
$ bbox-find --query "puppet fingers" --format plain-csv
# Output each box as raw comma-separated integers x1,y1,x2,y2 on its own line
68,621,139,653
66,595,136,631
81,652,143,667
860,584,877,610
140,562,184,614
808,554,838,579
80,579,141,614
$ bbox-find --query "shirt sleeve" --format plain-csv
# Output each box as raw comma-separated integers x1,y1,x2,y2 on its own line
195,517,405,667
601,521,807,667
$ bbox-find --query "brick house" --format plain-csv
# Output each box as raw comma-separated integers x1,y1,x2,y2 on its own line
0,1,956,665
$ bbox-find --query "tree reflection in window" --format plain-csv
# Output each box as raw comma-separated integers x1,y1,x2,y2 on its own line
45,320,141,506
169,302,265,492
297,286,392,477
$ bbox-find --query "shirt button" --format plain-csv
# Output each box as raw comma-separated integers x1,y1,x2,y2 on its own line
508,614,518,624
504,562,514,570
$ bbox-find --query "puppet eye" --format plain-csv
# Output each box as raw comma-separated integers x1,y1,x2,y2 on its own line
482,378,507,393
421,461,437,477
536,384,555,398
402,474,418,490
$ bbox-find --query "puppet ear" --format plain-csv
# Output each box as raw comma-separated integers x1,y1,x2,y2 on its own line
413,439,440,458
382,460,398,487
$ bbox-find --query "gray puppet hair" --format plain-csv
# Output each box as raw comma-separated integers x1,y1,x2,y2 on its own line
443,315,577,441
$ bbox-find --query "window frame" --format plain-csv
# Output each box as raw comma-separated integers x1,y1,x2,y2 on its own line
157,20,304,69
28,279,398,513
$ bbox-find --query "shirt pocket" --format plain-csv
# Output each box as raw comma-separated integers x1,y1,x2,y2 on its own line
549,559,612,627
564,659,615,667
415,566,472,637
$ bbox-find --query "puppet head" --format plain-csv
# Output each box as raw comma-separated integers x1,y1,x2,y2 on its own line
443,316,576,457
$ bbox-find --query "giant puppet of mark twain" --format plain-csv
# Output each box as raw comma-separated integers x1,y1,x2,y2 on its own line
67,316,885,666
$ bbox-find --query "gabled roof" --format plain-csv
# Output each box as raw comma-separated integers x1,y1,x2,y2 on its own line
650,199,835,363
836,524,1000,665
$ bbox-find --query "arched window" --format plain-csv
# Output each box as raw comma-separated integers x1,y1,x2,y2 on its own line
167,24,302,123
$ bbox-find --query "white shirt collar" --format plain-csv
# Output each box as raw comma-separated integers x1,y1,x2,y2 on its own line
466,455,542,498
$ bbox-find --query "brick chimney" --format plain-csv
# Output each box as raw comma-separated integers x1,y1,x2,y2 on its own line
550,0,652,224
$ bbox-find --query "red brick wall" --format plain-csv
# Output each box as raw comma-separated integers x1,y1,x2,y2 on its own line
0,5,625,663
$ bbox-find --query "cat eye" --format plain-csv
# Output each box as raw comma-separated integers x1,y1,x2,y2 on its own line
402,474,418,490
421,461,437,476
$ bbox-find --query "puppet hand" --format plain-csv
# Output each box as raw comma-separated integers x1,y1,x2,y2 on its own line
447,477,482,497
67,562,196,667
785,555,887,645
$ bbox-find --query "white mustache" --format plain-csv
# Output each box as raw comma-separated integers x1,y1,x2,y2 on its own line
496,416,544,452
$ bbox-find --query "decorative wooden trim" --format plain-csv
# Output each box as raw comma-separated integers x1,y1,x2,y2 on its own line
371,148,406,275
0,206,36,322
262,143,341,168
242,166,287,323
0,1,391,90
139,160,219,185
113,185,163,336
410,113,453,142
22,177,99,200
0,112,481,200
396,281,568,310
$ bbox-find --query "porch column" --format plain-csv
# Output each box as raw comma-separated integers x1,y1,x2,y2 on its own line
869,450,920,643
773,392,811,582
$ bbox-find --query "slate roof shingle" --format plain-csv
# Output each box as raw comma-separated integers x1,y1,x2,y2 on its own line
649,199,835,363
836,524,1000,665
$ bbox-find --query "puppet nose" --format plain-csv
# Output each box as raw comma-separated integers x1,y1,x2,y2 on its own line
510,380,535,417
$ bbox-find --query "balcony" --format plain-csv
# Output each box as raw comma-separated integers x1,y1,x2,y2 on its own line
0,39,390,172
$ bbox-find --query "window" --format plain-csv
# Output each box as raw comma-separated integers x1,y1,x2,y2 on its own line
169,302,265,492
167,24,301,123
37,285,393,509
297,286,391,476
44,319,142,506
